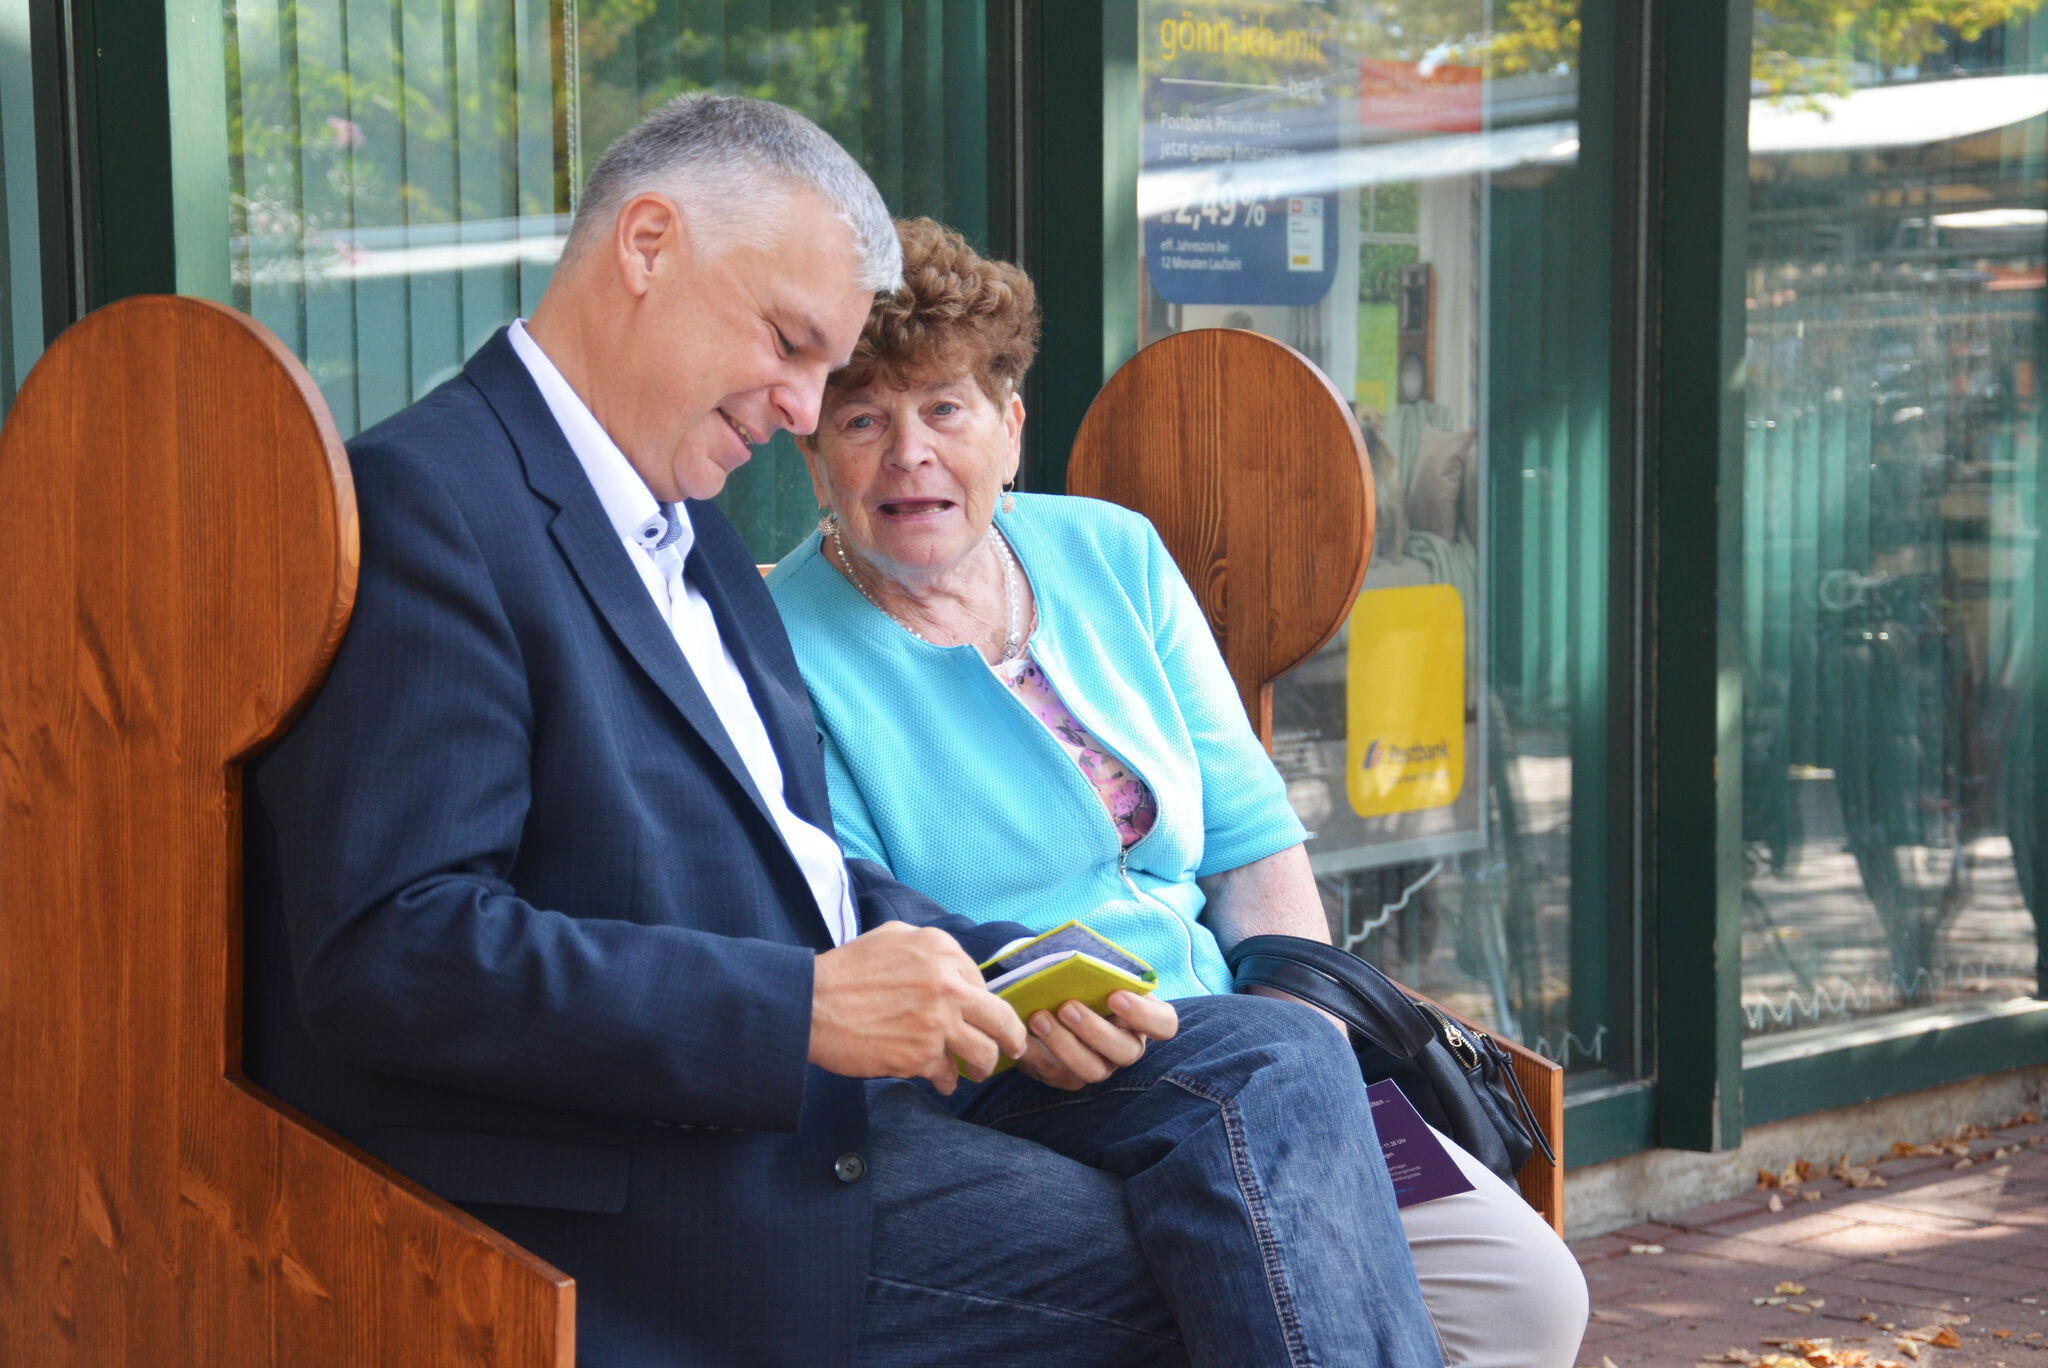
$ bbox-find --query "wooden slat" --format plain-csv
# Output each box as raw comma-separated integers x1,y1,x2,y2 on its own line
1508,1044,1566,1234
0,296,573,1366
1068,327,1564,1231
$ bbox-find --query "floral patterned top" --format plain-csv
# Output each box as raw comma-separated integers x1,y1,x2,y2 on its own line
994,651,1159,848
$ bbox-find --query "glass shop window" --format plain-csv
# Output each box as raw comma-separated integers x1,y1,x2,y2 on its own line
1738,13,2048,1046
1137,1,1633,1085
0,0,42,416
191,0,995,557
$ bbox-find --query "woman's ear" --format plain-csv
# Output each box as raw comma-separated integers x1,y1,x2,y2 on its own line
1001,390,1027,478
796,433,835,510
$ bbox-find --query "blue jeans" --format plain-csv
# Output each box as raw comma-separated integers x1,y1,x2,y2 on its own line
856,994,1443,1368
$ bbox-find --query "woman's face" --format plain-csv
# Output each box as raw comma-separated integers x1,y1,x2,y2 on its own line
803,370,1025,587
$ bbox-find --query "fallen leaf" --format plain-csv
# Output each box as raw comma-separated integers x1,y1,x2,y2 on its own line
1994,1330,2012,1340
1769,1193,1786,1212
1604,1357,1620,1368
1787,1303,1813,1314
1802,1190,1824,1203
1894,1339,1919,1361
2015,1109,2041,1125
1888,1141,1940,1159
1952,1158,1974,1170
1629,1243,1665,1255
1860,1314,1878,1324
1930,1328,1959,1349
1778,1283,1810,1296
1810,1300,1827,1309
1759,1168,1782,1189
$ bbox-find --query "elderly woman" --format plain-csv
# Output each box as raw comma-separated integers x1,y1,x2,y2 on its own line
767,219,1587,1368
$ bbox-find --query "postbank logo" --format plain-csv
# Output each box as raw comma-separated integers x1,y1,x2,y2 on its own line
1346,584,1465,817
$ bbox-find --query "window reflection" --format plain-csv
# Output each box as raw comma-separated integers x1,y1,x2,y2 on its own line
1138,0,1623,1079
1739,14,2048,1041
213,0,987,557
0,0,40,415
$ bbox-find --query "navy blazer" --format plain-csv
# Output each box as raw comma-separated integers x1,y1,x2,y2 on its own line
244,329,1029,1367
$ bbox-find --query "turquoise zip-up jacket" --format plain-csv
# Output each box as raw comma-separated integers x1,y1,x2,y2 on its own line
766,493,1308,1001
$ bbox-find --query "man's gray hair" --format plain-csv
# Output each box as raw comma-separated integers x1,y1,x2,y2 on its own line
565,93,902,292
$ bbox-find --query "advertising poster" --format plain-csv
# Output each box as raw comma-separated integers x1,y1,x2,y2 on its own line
1140,7,1340,308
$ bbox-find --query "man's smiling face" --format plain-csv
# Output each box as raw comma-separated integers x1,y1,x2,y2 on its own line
607,186,874,502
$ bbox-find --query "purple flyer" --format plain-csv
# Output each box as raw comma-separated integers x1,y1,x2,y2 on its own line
1367,1079,1477,1208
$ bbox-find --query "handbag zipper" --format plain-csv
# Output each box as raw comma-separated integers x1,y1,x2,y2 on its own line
1417,1001,1482,1071
1416,998,1558,1167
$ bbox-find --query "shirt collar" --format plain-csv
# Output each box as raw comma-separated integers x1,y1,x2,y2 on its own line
507,318,692,562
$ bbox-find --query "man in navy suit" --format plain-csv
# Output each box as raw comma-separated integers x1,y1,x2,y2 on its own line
245,94,1440,1368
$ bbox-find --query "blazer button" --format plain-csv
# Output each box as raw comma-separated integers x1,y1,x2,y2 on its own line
833,1152,866,1184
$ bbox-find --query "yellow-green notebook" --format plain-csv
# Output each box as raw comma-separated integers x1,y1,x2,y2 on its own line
970,921,1158,1076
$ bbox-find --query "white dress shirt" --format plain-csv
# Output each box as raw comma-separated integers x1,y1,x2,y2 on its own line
507,319,858,946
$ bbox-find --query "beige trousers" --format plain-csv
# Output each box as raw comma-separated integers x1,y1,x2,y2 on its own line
1401,1127,1590,1368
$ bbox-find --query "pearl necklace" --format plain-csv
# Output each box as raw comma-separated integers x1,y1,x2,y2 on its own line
833,523,1024,663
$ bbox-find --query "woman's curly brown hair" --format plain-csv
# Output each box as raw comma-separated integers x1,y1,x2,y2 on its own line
830,217,1040,405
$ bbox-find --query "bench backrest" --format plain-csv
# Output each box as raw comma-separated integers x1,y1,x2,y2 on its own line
0,296,571,1366
1067,328,1565,1231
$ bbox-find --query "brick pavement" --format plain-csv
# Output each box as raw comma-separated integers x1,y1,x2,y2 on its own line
1572,1116,2048,1368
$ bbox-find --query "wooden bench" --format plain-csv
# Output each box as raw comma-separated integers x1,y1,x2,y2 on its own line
0,301,1557,1367
0,297,569,1367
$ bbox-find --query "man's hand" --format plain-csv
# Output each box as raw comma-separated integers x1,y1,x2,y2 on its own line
808,922,1030,1093
1015,990,1179,1091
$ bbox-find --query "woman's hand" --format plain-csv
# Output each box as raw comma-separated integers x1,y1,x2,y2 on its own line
1014,990,1179,1091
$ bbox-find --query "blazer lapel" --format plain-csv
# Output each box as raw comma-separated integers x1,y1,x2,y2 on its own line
462,332,775,828
682,503,833,834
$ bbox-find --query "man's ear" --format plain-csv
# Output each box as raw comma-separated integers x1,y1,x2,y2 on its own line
614,192,688,297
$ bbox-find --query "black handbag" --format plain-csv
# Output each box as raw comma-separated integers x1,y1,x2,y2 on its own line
1225,934,1556,1189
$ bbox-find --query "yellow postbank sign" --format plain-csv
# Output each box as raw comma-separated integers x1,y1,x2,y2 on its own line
1346,583,1465,817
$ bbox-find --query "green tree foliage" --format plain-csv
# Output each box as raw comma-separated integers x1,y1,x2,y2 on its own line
1408,0,2048,91
229,0,875,264
1749,0,2046,95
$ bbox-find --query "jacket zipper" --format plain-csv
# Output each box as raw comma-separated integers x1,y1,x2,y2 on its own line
983,527,1201,989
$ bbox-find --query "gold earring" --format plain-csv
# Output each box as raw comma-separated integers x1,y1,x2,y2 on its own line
1000,481,1017,515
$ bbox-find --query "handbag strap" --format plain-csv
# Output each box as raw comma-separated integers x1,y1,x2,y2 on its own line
1225,935,1437,1058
